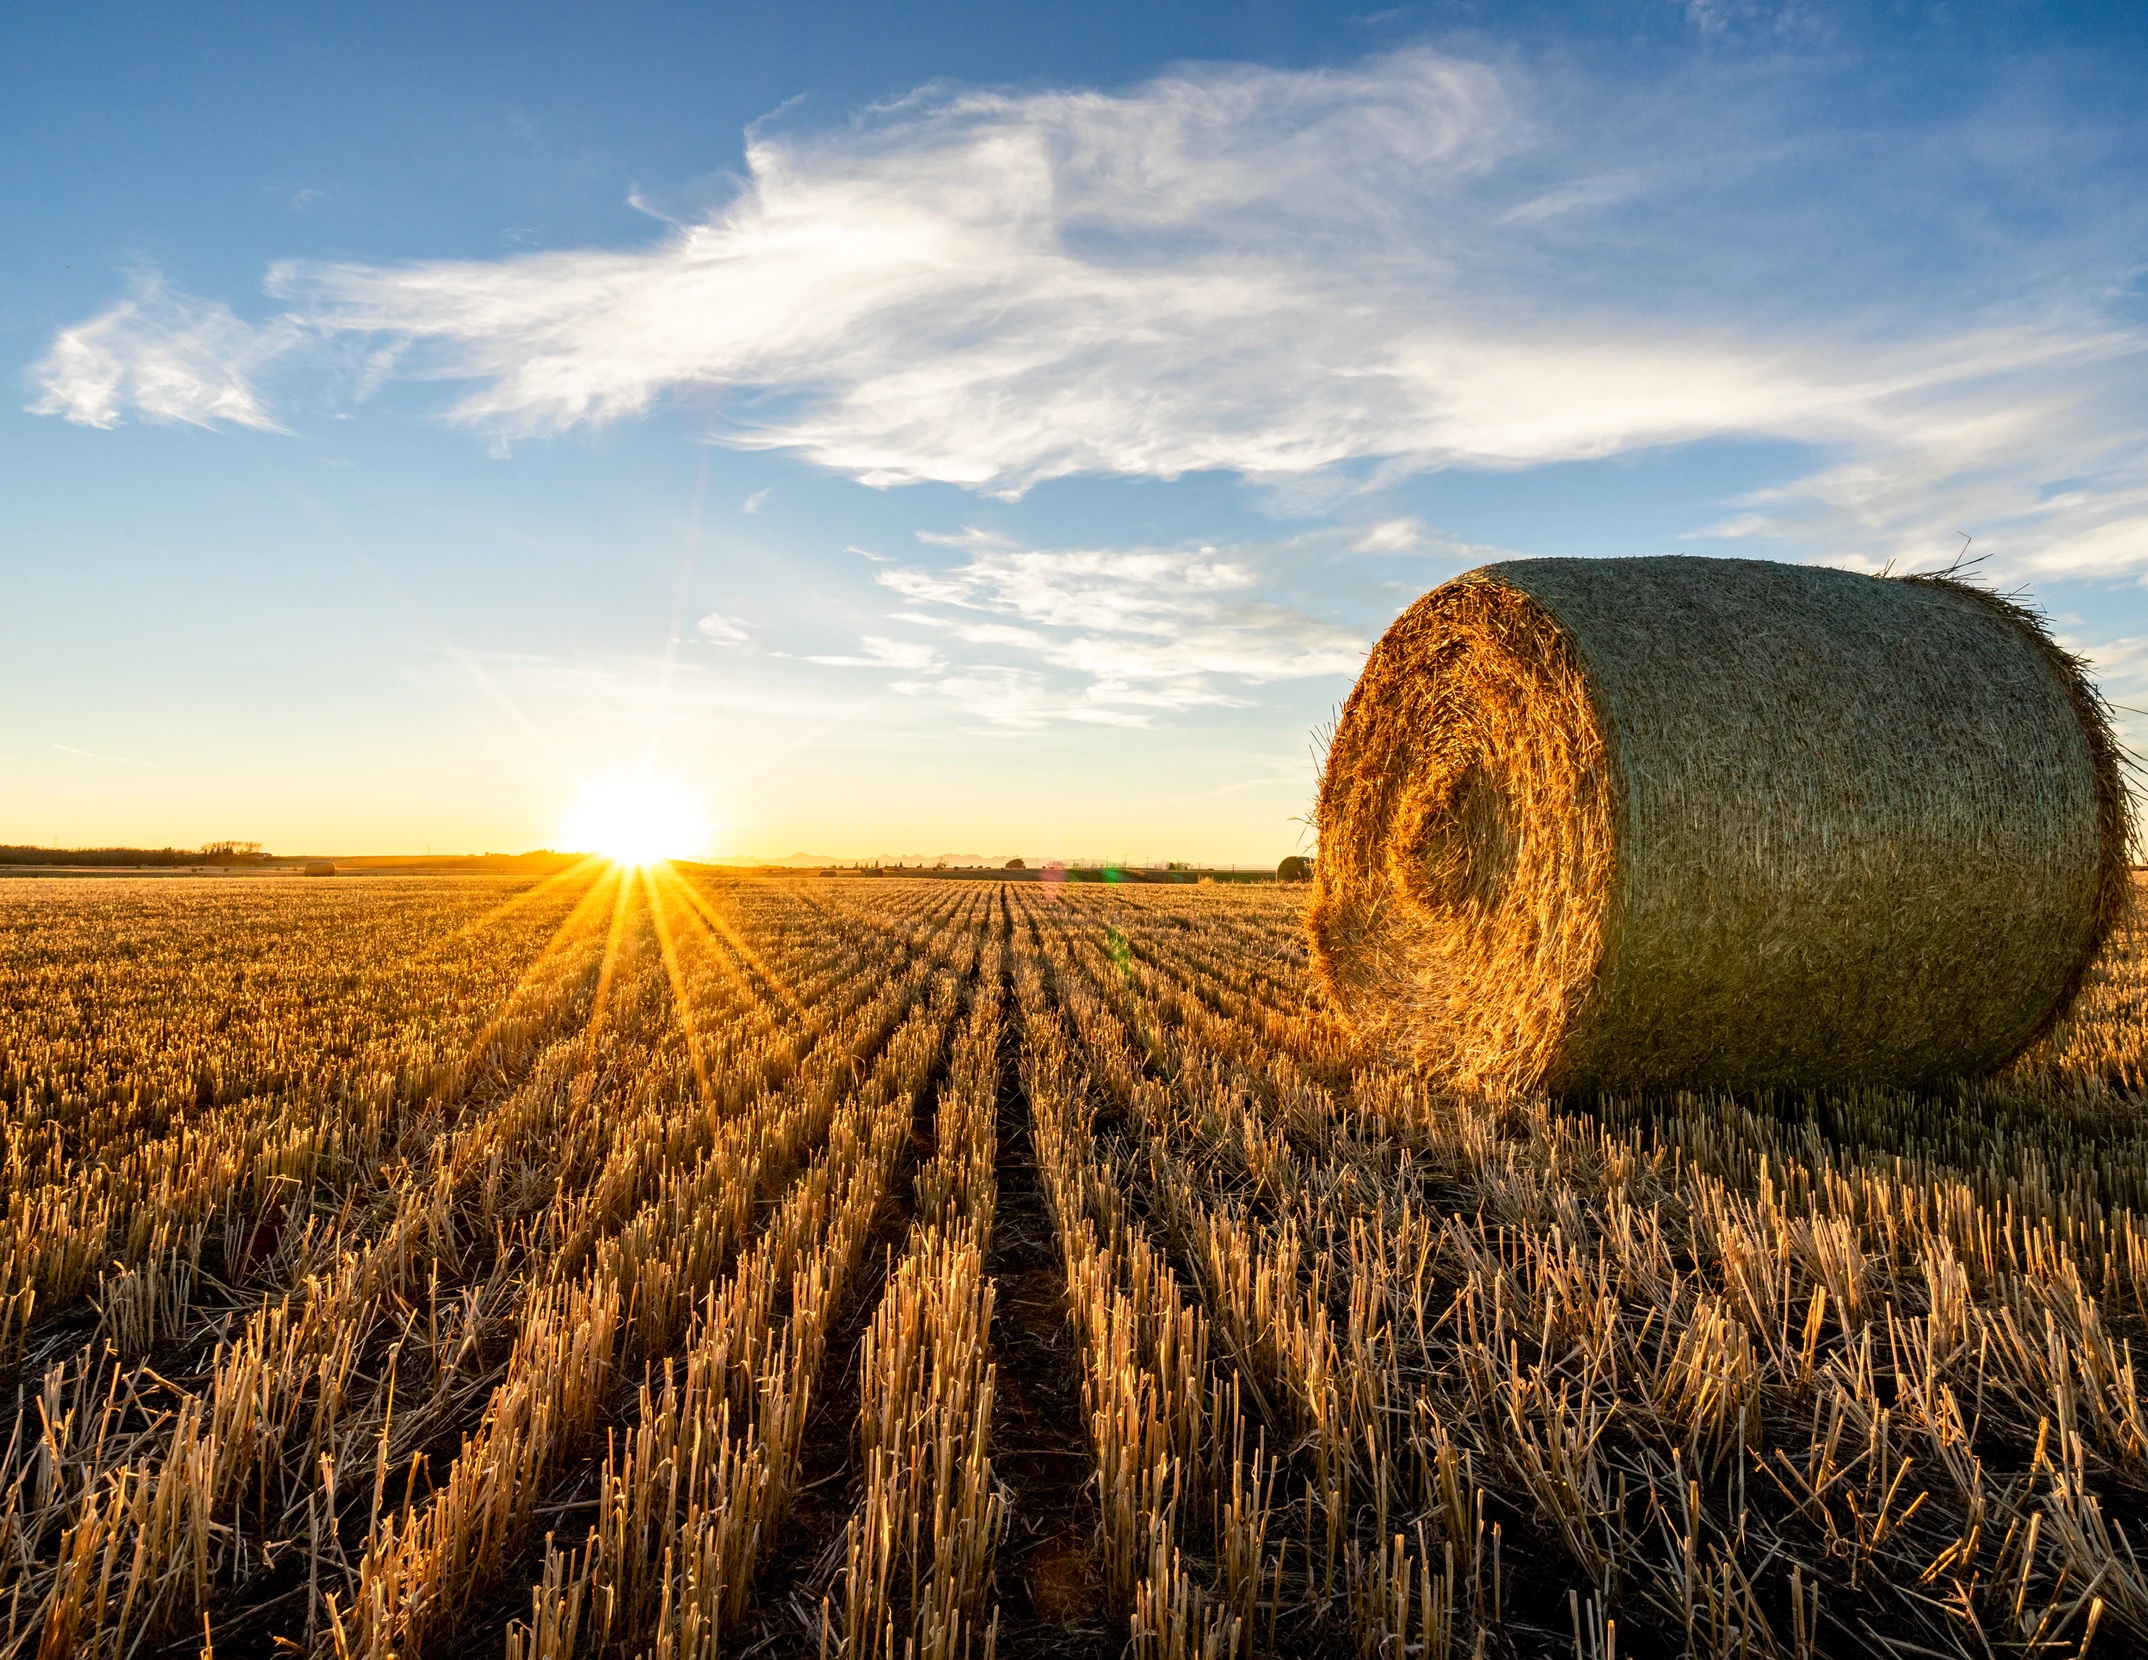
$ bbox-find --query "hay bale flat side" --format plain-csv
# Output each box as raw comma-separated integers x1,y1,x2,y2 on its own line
1310,554,2127,1095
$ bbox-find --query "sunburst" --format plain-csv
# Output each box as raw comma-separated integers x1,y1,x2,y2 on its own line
562,771,706,867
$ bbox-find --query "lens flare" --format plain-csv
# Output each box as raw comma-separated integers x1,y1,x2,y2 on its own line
562,772,705,866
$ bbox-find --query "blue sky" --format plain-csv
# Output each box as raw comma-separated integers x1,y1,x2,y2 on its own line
6,1,2147,861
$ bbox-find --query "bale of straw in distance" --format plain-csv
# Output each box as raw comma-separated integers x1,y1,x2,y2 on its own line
1309,555,2129,1096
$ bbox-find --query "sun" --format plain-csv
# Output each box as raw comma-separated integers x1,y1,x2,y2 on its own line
562,771,706,867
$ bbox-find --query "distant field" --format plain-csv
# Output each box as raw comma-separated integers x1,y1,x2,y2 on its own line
1,869,2144,1658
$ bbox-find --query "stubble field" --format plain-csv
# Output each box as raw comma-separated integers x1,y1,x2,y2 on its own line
3,867,2147,1660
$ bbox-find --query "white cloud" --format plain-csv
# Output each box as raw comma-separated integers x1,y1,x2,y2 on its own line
1350,517,1427,553
252,50,1887,492
27,48,2148,577
24,51,1865,476
1676,0,1835,41
51,742,159,767
864,535,1368,724
28,275,295,430
696,611,755,646
1345,517,1530,565
884,546,1260,635
806,635,943,670
889,664,1153,730
742,487,772,513
1495,172,1639,225
1689,336,2148,573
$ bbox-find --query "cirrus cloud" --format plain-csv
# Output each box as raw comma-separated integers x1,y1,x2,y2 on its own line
24,47,2148,579
696,611,756,646
30,273,297,431
805,528,1371,729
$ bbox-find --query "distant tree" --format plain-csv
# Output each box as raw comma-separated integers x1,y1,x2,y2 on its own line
1005,857,1025,870
1277,854,1313,882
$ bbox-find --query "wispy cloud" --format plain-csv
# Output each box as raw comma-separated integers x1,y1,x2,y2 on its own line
29,273,295,430
1494,171,1642,225
807,531,1369,727
887,664,1154,731
696,611,755,646
1350,517,1429,553
205,48,1532,487
882,541,1362,675
26,47,2148,575
51,742,161,767
806,635,944,670
1691,338,2148,575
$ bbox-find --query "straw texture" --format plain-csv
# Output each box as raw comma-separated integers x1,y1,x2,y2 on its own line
1309,555,2129,1095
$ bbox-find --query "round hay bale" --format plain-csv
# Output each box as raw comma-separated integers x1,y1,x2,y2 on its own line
1309,555,2128,1096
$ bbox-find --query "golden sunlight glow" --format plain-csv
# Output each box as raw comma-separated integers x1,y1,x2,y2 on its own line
562,772,706,866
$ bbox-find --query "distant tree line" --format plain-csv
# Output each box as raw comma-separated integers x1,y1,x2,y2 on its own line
0,841,271,867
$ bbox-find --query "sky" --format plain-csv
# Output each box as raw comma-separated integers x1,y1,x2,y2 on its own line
6,1,2147,863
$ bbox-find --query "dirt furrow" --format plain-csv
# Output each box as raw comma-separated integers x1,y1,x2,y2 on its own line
986,887,1114,1657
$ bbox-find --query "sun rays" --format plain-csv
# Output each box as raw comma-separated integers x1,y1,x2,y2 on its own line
423,853,806,1129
